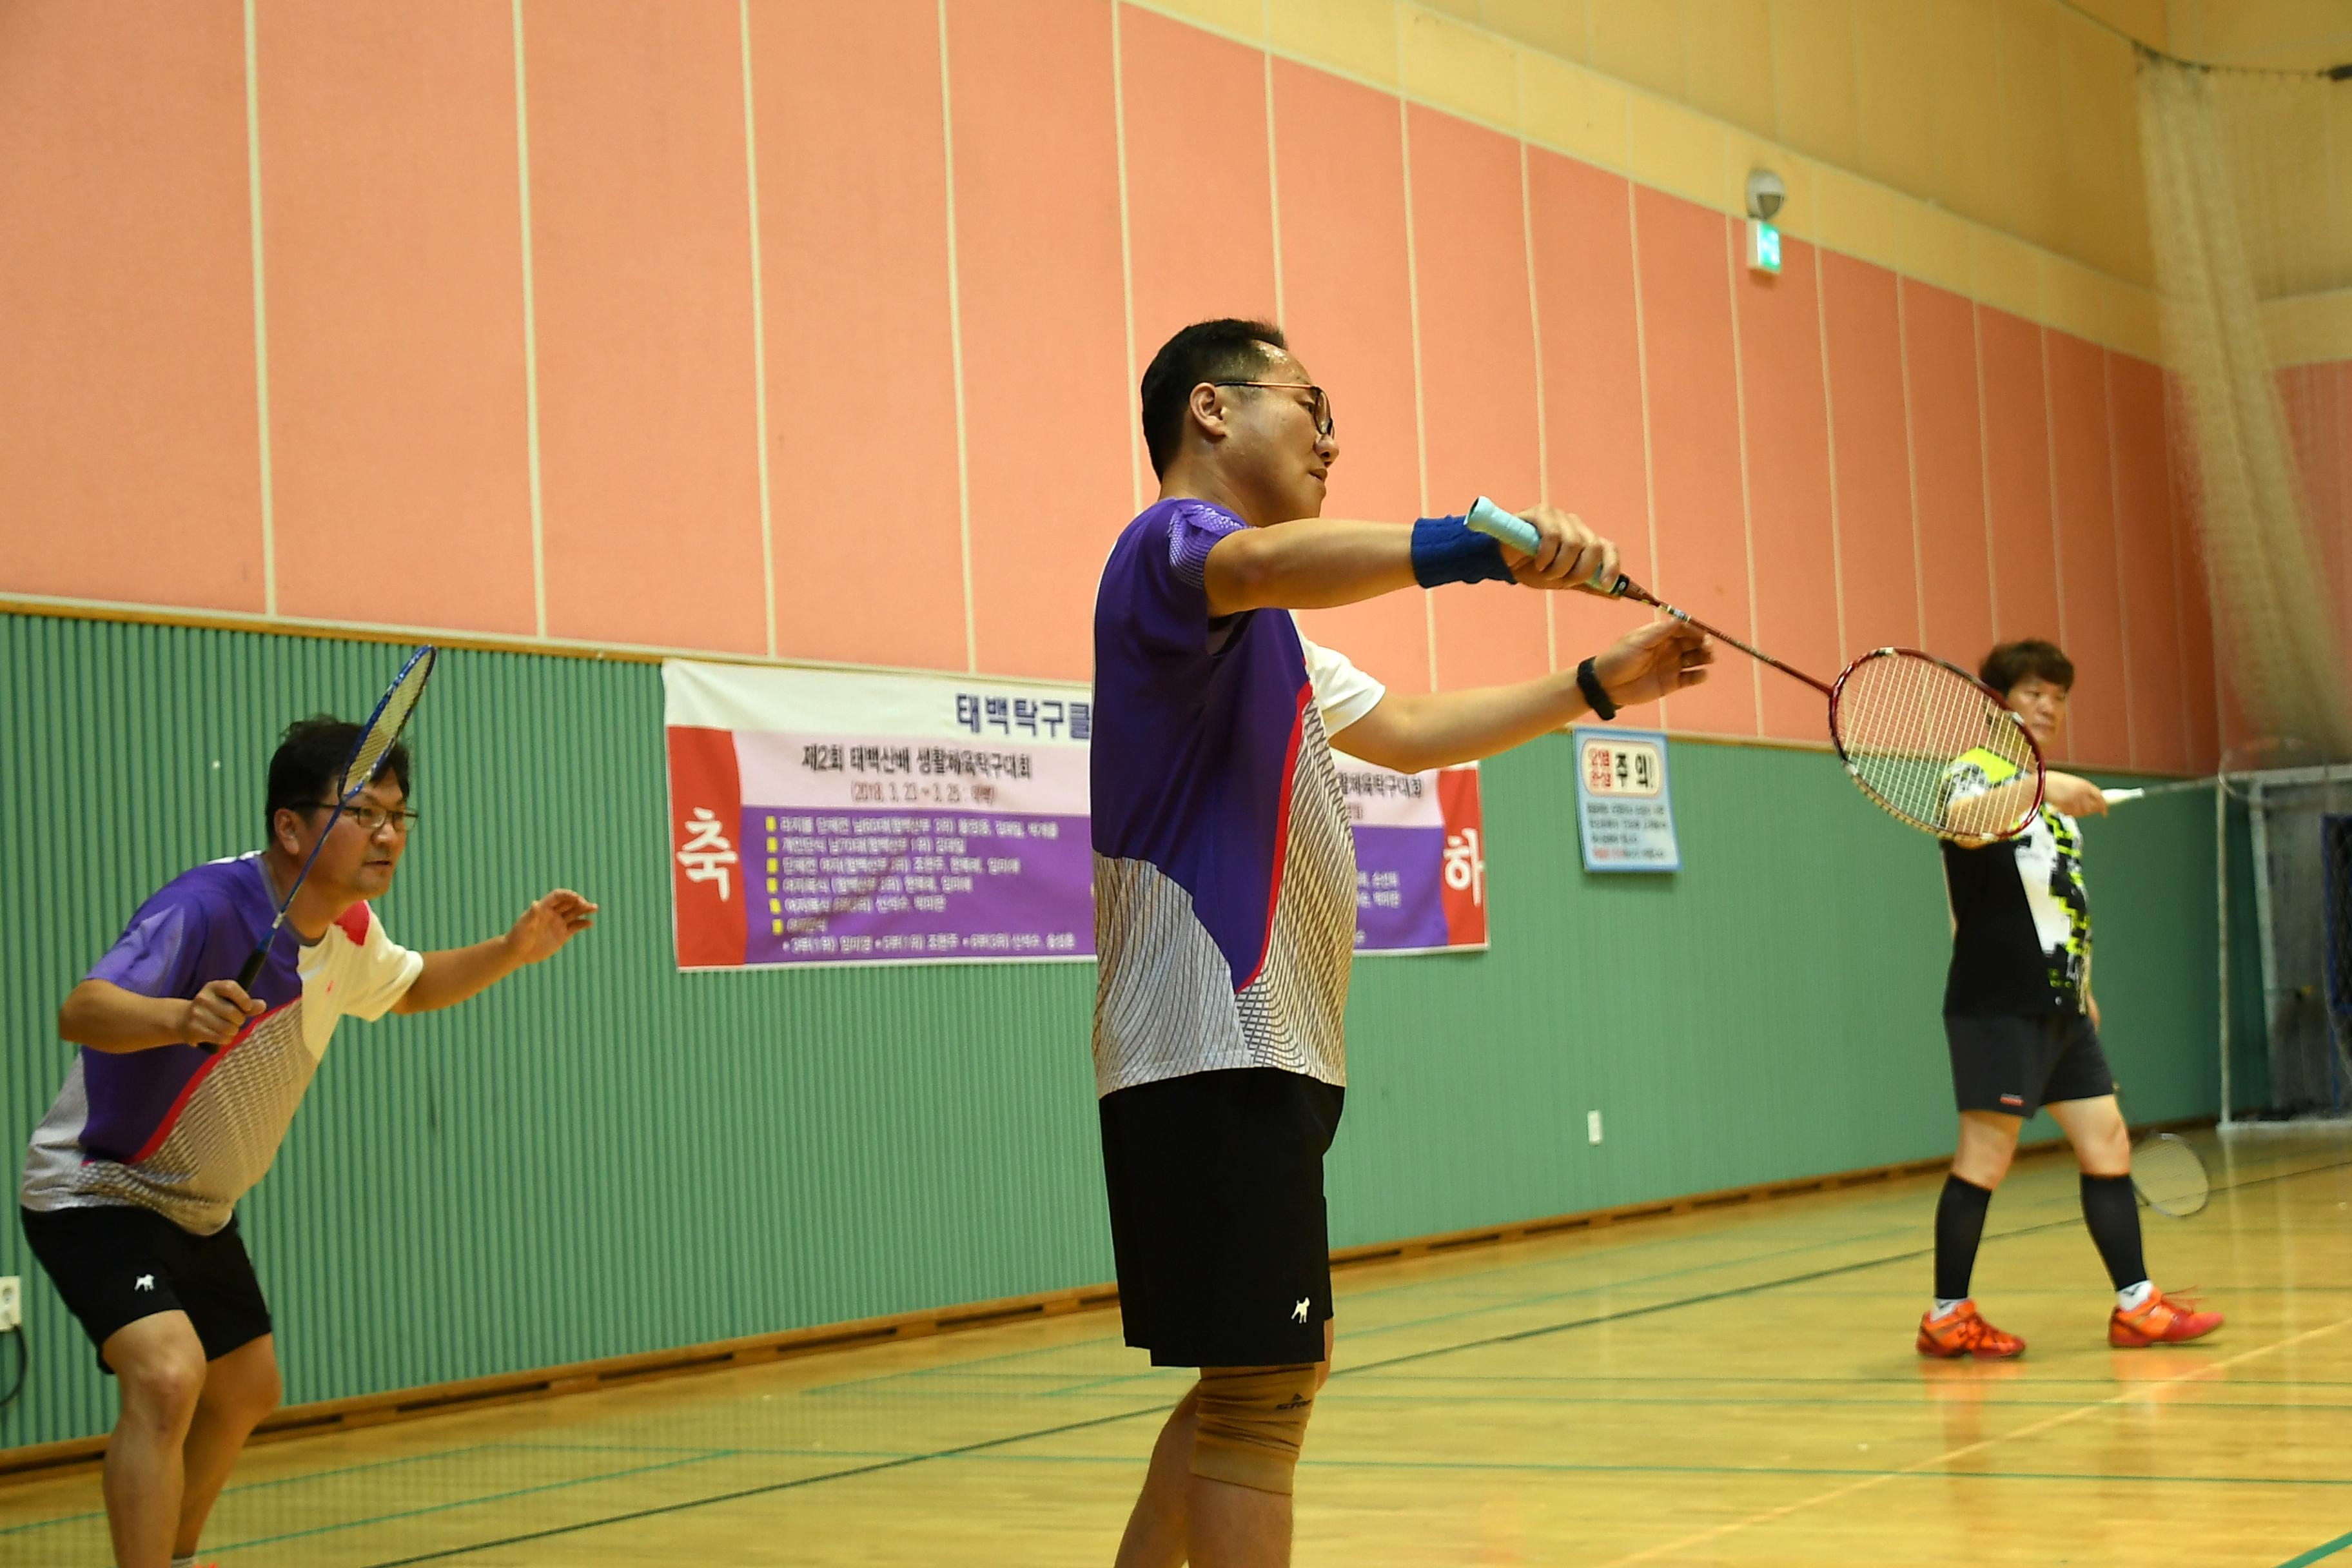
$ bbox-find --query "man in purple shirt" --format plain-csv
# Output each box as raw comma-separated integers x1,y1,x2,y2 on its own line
20,716,596,1568
1094,319,1711,1567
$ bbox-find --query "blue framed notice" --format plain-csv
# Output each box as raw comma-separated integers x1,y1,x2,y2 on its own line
1573,727,1680,873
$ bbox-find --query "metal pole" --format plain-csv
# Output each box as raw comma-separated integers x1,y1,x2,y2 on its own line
2218,774,2231,1127
2251,780,2278,1113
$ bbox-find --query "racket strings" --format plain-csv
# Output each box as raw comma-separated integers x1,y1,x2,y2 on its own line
1832,652,2038,837
343,651,437,796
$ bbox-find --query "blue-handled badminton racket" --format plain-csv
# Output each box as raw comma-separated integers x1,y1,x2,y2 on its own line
233,645,439,994
1465,497,2043,843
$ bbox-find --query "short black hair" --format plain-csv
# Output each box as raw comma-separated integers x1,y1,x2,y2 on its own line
1979,640,2075,697
1138,318,1287,478
265,714,411,843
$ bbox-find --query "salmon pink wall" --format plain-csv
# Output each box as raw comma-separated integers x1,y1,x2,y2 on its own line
0,0,2235,771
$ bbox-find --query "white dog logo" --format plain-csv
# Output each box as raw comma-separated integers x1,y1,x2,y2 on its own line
1290,1297,1309,1324
133,1275,156,1291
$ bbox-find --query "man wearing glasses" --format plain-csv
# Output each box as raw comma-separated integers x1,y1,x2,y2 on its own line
19,714,595,1568
1093,319,1710,1566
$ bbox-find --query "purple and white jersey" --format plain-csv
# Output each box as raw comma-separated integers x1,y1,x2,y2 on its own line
22,854,422,1235
1090,500,1357,1096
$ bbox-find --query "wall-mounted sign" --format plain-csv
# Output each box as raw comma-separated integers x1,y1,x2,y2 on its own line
1574,727,1680,873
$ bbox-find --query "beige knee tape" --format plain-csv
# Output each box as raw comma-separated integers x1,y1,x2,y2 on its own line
1189,1364,1319,1495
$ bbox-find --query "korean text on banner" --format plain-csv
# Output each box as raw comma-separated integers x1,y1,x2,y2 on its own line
665,660,1491,969
1337,760,1489,953
665,661,1094,969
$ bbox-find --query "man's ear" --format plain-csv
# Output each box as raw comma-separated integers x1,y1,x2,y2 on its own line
1187,382,1229,446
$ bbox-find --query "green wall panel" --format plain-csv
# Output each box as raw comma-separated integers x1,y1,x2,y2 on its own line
0,614,2222,1449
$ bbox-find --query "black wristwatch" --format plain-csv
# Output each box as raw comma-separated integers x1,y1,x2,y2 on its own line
1576,657,1618,721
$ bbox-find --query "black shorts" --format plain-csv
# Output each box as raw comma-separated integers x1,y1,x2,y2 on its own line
19,1204,272,1371
1944,1012,2114,1117
1099,1068,1343,1369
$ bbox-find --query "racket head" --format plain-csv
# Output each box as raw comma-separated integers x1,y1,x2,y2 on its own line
1828,648,2044,843
338,645,438,803
2130,1132,2210,1217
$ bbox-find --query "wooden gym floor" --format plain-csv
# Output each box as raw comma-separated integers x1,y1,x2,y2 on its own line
3,1128,2347,1567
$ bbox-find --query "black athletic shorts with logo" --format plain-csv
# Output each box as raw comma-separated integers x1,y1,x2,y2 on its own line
1099,1067,1342,1369
19,1204,272,1371
1944,1012,2114,1118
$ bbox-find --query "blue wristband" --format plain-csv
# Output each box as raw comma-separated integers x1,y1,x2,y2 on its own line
1411,516,1516,587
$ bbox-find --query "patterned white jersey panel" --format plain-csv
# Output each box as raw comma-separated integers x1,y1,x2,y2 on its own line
1092,857,1257,1095
1091,705,1356,1095
24,1005,321,1235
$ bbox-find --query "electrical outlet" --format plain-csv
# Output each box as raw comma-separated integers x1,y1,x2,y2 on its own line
1587,1110,1603,1146
0,1276,19,1332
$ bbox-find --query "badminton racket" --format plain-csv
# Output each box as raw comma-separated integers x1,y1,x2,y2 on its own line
2130,1130,2211,1217
233,645,439,995
1465,498,2044,842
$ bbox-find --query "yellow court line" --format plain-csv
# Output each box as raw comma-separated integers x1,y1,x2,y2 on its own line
1598,1313,2352,1567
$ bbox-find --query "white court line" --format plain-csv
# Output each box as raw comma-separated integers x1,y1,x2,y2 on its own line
1598,1313,2352,1567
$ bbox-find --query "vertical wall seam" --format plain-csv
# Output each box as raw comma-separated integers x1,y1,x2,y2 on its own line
1516,58,1558,674
1814,234,1850,664
1896,280,1928,646
738,0,778,659
1112,0,1144,518
2101,348,2137,767
1625,126,1667,725
936,0,979,674
511,0,549,640
1972,302,2003,639
1722,215,1764,735
1397,21,1436,694
1263,0,1286,329
2162,397,2198,765
2039,327,2070,654
241,0,277,618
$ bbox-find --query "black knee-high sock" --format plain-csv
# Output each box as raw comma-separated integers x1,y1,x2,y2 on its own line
1934,1173,1995,1301
2081,1173,2148,1290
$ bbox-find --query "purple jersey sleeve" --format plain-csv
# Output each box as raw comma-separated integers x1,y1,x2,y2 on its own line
1164,500,1244,590
86,890,213,1001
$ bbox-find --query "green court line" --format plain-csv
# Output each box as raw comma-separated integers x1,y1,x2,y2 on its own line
2278,1529,2352,1567
1337,1155,2352,1380
491,1438,2352,1488
34,1149,2320,1565
212,1451,735,1554
0,1444,508,1536
357,1404,1175,1567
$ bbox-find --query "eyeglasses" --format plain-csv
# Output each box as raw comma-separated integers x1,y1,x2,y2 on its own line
309,801,418,837
1209,380,1334,440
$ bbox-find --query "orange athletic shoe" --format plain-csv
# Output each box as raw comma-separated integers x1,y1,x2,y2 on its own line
1917,1300,2025,1359
2109,1288,2224,1347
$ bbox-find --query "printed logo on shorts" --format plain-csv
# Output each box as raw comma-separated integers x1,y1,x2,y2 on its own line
1290,1297,1309,1324
1999,1093,2024,1107
133,1275,156,1291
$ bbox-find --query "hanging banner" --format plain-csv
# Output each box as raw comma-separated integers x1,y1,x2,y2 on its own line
664,660,1487,970
1337,761,1489,954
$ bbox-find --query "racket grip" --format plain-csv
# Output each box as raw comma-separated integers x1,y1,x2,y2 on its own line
1465,495,1540,554
235,945,266,993
2101,788,2145,804
1465,496,1623,593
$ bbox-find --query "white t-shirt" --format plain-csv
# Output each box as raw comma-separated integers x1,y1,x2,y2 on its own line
1295,623,1388,739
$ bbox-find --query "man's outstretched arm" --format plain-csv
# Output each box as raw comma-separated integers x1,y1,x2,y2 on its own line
1328,619,1712,773
394,890,598,1014
1202,505,1618,617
